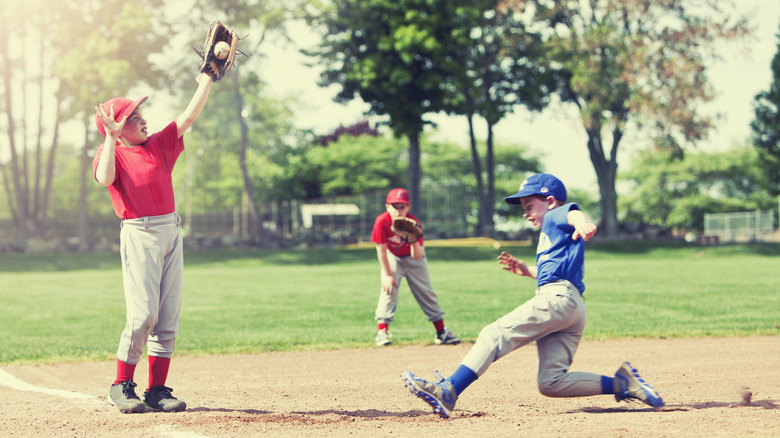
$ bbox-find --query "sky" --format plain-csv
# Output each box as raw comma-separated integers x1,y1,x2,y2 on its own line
256,1,780,193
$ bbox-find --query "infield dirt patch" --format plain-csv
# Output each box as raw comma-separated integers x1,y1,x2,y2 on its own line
1,336,777,437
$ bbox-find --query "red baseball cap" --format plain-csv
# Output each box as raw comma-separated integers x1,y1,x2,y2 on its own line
94,96,148,137
386,188,410,205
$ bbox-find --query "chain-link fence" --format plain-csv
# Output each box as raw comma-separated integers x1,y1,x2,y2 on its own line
703,210,776,243
0,185,478,251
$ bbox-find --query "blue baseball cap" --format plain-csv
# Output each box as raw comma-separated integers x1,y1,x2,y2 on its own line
504,173,567,204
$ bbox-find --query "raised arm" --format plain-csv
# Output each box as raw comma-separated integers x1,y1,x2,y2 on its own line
94,104,126,186
176,73,214,138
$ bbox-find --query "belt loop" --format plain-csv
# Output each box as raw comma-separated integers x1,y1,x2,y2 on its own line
144,217,150,229
175,212,181,225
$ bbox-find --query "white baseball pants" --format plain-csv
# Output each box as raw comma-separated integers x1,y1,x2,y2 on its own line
461,280,603,397
117,213,183,365
374,253,445,324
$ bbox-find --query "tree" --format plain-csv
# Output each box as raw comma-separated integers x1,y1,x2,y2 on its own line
507,0,749,238
306,0,477,209
0,0,168,244
443,0,555,235
751,22,780,196
620,145,772,231
184,0,299,246
300,133,406,197
423,137,542,226
316,120,379,146
289,121,404,199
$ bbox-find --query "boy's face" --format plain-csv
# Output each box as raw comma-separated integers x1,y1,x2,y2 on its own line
386,202,410,218
120,110,148,145
519,195,557,229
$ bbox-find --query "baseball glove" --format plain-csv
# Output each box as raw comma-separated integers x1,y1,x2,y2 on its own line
198,21,239,82
391,217,423,244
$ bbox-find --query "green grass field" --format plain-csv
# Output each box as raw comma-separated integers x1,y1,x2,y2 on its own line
1,242,778,365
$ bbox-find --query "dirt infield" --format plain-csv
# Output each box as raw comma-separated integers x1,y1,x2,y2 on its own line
1,336,777,437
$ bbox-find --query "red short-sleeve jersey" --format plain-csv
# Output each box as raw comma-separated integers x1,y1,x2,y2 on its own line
371,211,424,257
92,121,183,219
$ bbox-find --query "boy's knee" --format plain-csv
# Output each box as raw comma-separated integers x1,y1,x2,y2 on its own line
537,377,566,397
132,315,158,336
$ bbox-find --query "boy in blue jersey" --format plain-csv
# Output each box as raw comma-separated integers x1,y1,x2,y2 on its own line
402,173,664,418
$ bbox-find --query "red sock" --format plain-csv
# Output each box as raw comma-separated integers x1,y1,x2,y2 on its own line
433,319,445,332
378,323,389,331
148,356,171,388
114,360,136,385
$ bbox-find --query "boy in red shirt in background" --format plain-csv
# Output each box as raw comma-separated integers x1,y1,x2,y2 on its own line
371,188,460,347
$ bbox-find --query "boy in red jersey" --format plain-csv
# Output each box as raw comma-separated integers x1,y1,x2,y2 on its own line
371,188,459,347
93,73,214,413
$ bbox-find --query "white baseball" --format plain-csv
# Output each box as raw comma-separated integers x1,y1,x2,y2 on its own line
214,41,231,60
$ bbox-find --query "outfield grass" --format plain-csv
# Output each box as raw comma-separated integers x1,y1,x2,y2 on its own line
1,242,778,364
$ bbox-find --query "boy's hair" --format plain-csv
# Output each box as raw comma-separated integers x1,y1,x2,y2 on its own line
524,194,566,207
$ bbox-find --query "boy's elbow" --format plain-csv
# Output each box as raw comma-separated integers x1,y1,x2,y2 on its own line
95,172,114,186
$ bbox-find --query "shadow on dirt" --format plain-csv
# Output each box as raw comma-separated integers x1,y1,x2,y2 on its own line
187,407,273,415
575,399,778,414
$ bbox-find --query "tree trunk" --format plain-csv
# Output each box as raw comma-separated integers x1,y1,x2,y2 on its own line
484,119,496,237
466,114,486,234
42,97,61,227
232,73,260,233
78,122,90,252
0,16,26,238
585,127,620,238
407,132,421,210
33,35,45,228
231,72,281,247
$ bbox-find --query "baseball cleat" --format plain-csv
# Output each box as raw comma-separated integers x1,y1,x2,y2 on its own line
375,329,392,346
402,370,457,418
108,380,145,413
435,327,460,345
614,362,665,408
143,385,187,412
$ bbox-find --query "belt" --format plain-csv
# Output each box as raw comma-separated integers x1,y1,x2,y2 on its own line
121,213,180,229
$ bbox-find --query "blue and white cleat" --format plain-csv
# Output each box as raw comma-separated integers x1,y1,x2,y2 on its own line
614,362,665,408
401,370,457,418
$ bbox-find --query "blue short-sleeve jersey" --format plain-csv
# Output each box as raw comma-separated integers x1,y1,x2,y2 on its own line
535,202,586,294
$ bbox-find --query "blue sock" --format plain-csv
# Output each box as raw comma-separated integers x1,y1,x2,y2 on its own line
449,365,478,395
601,375,615,394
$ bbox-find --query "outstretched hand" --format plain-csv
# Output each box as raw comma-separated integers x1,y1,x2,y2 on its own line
497,251,534,278
572,222,598,241
95,104,126,137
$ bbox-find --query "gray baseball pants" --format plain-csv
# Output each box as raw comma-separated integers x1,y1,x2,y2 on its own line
117,213,183,365
461,280,603,397
374,253,445,324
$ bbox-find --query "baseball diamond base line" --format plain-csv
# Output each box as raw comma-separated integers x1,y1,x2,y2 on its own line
0,369,94,400
0,337,777,438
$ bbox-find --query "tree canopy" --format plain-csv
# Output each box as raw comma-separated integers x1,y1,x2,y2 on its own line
752,22,780,196
620,145,772,231
507,0,750,238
